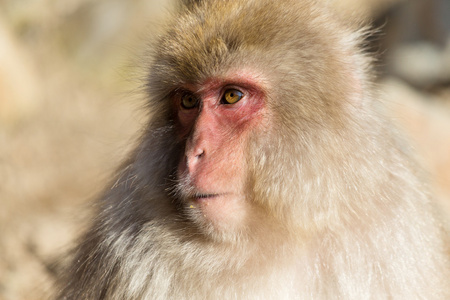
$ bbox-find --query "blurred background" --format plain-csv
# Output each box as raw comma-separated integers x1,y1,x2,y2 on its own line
0,0,449,298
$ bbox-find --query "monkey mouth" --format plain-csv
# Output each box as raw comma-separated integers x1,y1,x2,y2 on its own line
193,193,221,200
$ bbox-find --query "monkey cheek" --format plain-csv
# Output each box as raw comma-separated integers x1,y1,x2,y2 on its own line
177,155,188,176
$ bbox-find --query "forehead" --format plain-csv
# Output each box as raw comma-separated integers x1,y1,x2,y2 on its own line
154,1,319,84
183,68,268,93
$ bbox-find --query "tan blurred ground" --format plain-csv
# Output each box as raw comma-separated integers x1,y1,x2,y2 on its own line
0,0,449,299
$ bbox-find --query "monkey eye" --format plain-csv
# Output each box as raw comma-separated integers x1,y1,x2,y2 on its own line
221,89,244,105
180,92,199,109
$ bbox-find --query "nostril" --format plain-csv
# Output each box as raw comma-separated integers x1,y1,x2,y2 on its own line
185,148,204,173
195,149,204,159
192,147,204,159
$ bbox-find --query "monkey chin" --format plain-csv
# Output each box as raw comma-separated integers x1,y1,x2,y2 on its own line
184,192,249,242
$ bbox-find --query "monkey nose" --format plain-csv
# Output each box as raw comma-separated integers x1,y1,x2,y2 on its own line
194,148,204,159
186,148,205,173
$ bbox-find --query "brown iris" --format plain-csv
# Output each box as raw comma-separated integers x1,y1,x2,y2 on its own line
221,89,243,104
180,92,199,109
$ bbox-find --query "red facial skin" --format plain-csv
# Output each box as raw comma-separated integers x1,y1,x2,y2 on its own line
175,71,267,230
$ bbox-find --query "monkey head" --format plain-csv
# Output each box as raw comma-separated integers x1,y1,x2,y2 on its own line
146,0,369,241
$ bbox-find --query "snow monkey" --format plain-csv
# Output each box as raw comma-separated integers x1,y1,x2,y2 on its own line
57,0,450,299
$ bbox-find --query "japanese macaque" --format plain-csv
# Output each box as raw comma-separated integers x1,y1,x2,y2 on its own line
57,0,449,299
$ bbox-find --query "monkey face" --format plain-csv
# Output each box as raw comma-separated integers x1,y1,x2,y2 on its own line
172,70,269,236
